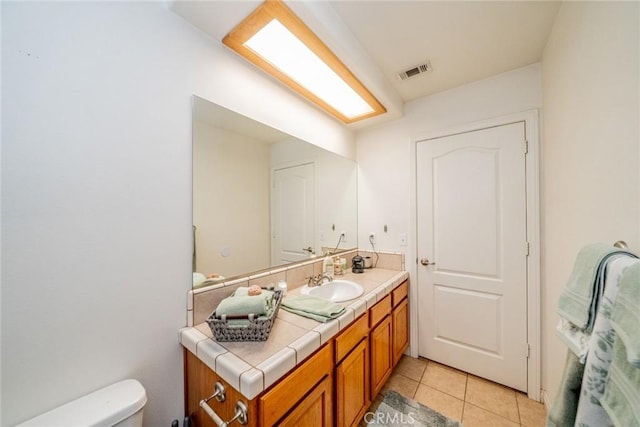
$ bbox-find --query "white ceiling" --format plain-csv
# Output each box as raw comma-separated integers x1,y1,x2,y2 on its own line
328,1,561,102
171,0,561,126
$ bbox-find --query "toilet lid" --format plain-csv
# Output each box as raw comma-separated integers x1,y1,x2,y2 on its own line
16,379,147,427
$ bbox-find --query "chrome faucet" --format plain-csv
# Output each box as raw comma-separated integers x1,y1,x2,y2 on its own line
306,273,333,287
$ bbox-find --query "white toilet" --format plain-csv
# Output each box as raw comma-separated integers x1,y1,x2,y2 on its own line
16,379,147,427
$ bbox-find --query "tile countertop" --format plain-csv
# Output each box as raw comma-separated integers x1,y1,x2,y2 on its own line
179,268,409,400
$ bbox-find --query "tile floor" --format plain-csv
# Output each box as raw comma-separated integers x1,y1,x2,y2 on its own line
366,356,547,426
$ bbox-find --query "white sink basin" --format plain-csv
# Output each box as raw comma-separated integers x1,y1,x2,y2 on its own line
300,279,364,302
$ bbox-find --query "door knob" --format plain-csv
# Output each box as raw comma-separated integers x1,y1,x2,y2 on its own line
420,258,436,266
302,246,313,253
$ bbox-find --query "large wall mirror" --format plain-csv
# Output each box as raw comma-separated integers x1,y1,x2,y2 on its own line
192,96,357,287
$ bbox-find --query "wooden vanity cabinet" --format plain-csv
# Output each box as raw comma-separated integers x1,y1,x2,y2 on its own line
184,279,410,427
369,294,393,399
392,281,409,365
277,376,333,427
184,349,259,427
260,343,333,427
370,313,393,399
334,313,370,427
369,280,410,400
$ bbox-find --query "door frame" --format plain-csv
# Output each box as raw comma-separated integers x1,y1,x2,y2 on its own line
408,110,541,400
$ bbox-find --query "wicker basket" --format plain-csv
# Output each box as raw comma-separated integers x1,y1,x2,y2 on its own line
206,289,283,342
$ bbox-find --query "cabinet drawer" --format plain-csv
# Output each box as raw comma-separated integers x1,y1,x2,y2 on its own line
392,281,408,307
369,294,391,328
260,342,333,426
335,313,369,363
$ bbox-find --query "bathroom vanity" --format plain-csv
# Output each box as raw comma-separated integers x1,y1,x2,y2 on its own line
180,253,408,427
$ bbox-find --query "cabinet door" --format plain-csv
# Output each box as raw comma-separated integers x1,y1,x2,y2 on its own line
260,344,333,426
278,376,333,427
370,315,393,399
392,298,409,366
336,339,370,427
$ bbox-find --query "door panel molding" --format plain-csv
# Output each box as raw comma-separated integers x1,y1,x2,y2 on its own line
418,121,527,390
408,110,541,400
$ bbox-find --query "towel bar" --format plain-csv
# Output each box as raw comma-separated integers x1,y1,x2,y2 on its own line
199,382,248,427
200,399,248,427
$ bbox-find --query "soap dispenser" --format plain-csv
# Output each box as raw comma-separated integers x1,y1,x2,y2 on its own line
323,256,333,275
333,255,343,275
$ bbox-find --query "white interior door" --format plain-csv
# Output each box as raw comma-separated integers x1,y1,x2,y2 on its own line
416,122,528,392
272,163,315,265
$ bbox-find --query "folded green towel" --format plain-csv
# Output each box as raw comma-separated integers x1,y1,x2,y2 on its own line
601,338,640,426
215,295,271,318
281,295,345,323
193,272,207,288
610,261,640,366
557,243,636,331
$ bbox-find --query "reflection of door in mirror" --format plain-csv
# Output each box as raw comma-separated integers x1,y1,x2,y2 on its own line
192,95,357,287
272,163,315,265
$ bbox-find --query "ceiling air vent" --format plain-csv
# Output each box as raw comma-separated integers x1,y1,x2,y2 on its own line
397,61,432,81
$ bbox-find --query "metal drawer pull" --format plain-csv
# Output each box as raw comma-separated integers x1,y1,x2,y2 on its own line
200,399,248,427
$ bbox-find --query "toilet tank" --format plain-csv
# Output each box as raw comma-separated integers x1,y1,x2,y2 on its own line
16,379,147,427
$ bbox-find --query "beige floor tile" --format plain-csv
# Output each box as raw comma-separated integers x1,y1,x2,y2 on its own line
413,384,464,422
393,355,427,381
465,375,519,423
381,372,420,398
517,392,547,427
462,403,520,427
420,361,467,400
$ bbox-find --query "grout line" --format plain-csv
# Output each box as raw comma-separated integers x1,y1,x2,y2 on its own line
461,401,467,424
515,393,522,425
396,357,534,425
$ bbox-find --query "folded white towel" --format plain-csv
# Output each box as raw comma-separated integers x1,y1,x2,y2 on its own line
556,318,590,363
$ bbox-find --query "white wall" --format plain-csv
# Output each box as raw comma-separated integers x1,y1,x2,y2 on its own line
193,122,270,278
541,1,640,406
355,63,542,382
356,63,541,255
1,2,353,425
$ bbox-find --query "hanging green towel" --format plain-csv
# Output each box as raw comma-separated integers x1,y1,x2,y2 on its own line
546,351,585,427
557,243,636,331
281,295,345,323
610,261,640,366
601,338,640,426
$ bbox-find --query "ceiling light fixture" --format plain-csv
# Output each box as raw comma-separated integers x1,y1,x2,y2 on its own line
223,0,386,124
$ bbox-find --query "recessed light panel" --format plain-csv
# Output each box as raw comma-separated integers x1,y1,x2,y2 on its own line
223,0,386,124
